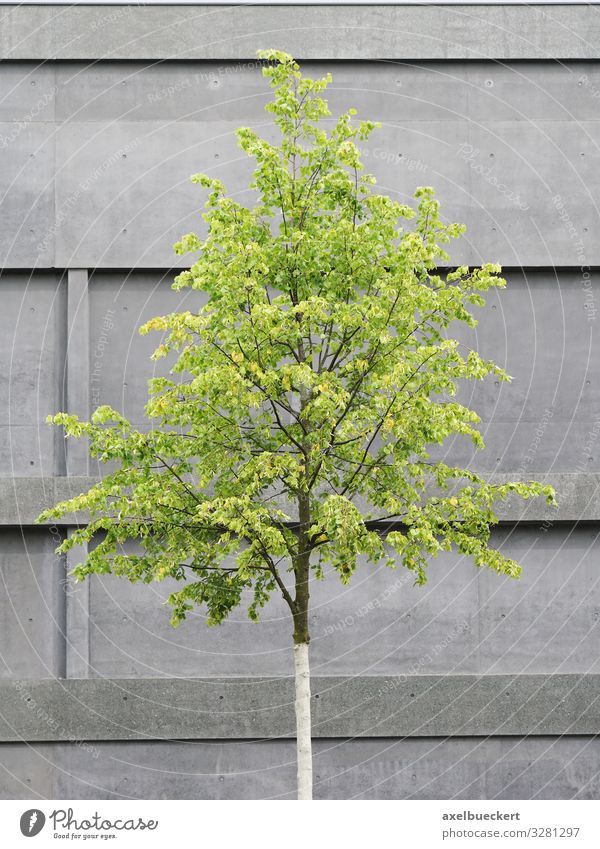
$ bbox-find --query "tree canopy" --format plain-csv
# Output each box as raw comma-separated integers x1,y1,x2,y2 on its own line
37,50,555,641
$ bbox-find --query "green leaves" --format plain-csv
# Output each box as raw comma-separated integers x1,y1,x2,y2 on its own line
37,50,555,630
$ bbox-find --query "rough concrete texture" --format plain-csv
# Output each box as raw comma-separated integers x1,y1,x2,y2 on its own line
0,63,599,266
2,267,598,480
0,529,65,680
1,674,599,742
0,736,599,800
2,524,599,680
5,473,599,527
0,5,599,61
83,524,600,677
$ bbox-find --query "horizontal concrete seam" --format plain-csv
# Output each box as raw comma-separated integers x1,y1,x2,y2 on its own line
4,264,597,273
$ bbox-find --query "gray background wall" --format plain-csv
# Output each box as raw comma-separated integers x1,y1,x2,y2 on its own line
0,3,599,800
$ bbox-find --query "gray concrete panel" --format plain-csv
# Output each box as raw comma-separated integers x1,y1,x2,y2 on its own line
1,675,599,742
0,272,66,477
83,268,600,474
0,123,56,267
84,526,600,678
0,62,598,267
51,116,599,269
87,271,203,428
4,474,598,527
52,61,600,125
2,735,599,800
1,735,600,800
477,525,600,675
1,5,600,61
0,529,65,679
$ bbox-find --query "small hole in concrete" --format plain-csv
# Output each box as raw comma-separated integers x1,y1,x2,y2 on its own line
485,80,494,88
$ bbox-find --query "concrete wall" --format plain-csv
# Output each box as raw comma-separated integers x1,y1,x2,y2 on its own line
0,4,599,799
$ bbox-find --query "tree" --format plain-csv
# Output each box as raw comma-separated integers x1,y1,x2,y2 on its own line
38,50,555,801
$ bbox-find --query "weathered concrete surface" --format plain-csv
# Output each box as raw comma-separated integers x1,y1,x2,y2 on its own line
82,524,600,678
0,477,98,525
2,523,597,681
87,269,600,472
1,5,599,61
1,735,599,799
0,272,66,477
0,737,600,799
1,63,600,267
5,475,596,527
1,674,599,742
0,529,65,679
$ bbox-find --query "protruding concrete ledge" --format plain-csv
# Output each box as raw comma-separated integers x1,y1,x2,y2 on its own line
2,675,598,741
1,5,599,61
0,477,99,527
8,474,600,527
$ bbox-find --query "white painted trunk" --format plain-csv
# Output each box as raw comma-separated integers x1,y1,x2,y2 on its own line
294,642,313,800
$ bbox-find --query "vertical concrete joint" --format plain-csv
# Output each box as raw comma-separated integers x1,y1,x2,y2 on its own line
65,269,91,678
66,269,90,476
65,528,91,679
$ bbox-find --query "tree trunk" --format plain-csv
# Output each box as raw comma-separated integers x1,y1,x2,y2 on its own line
293,640,312,800
293,489,312,799
295,377,312,800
